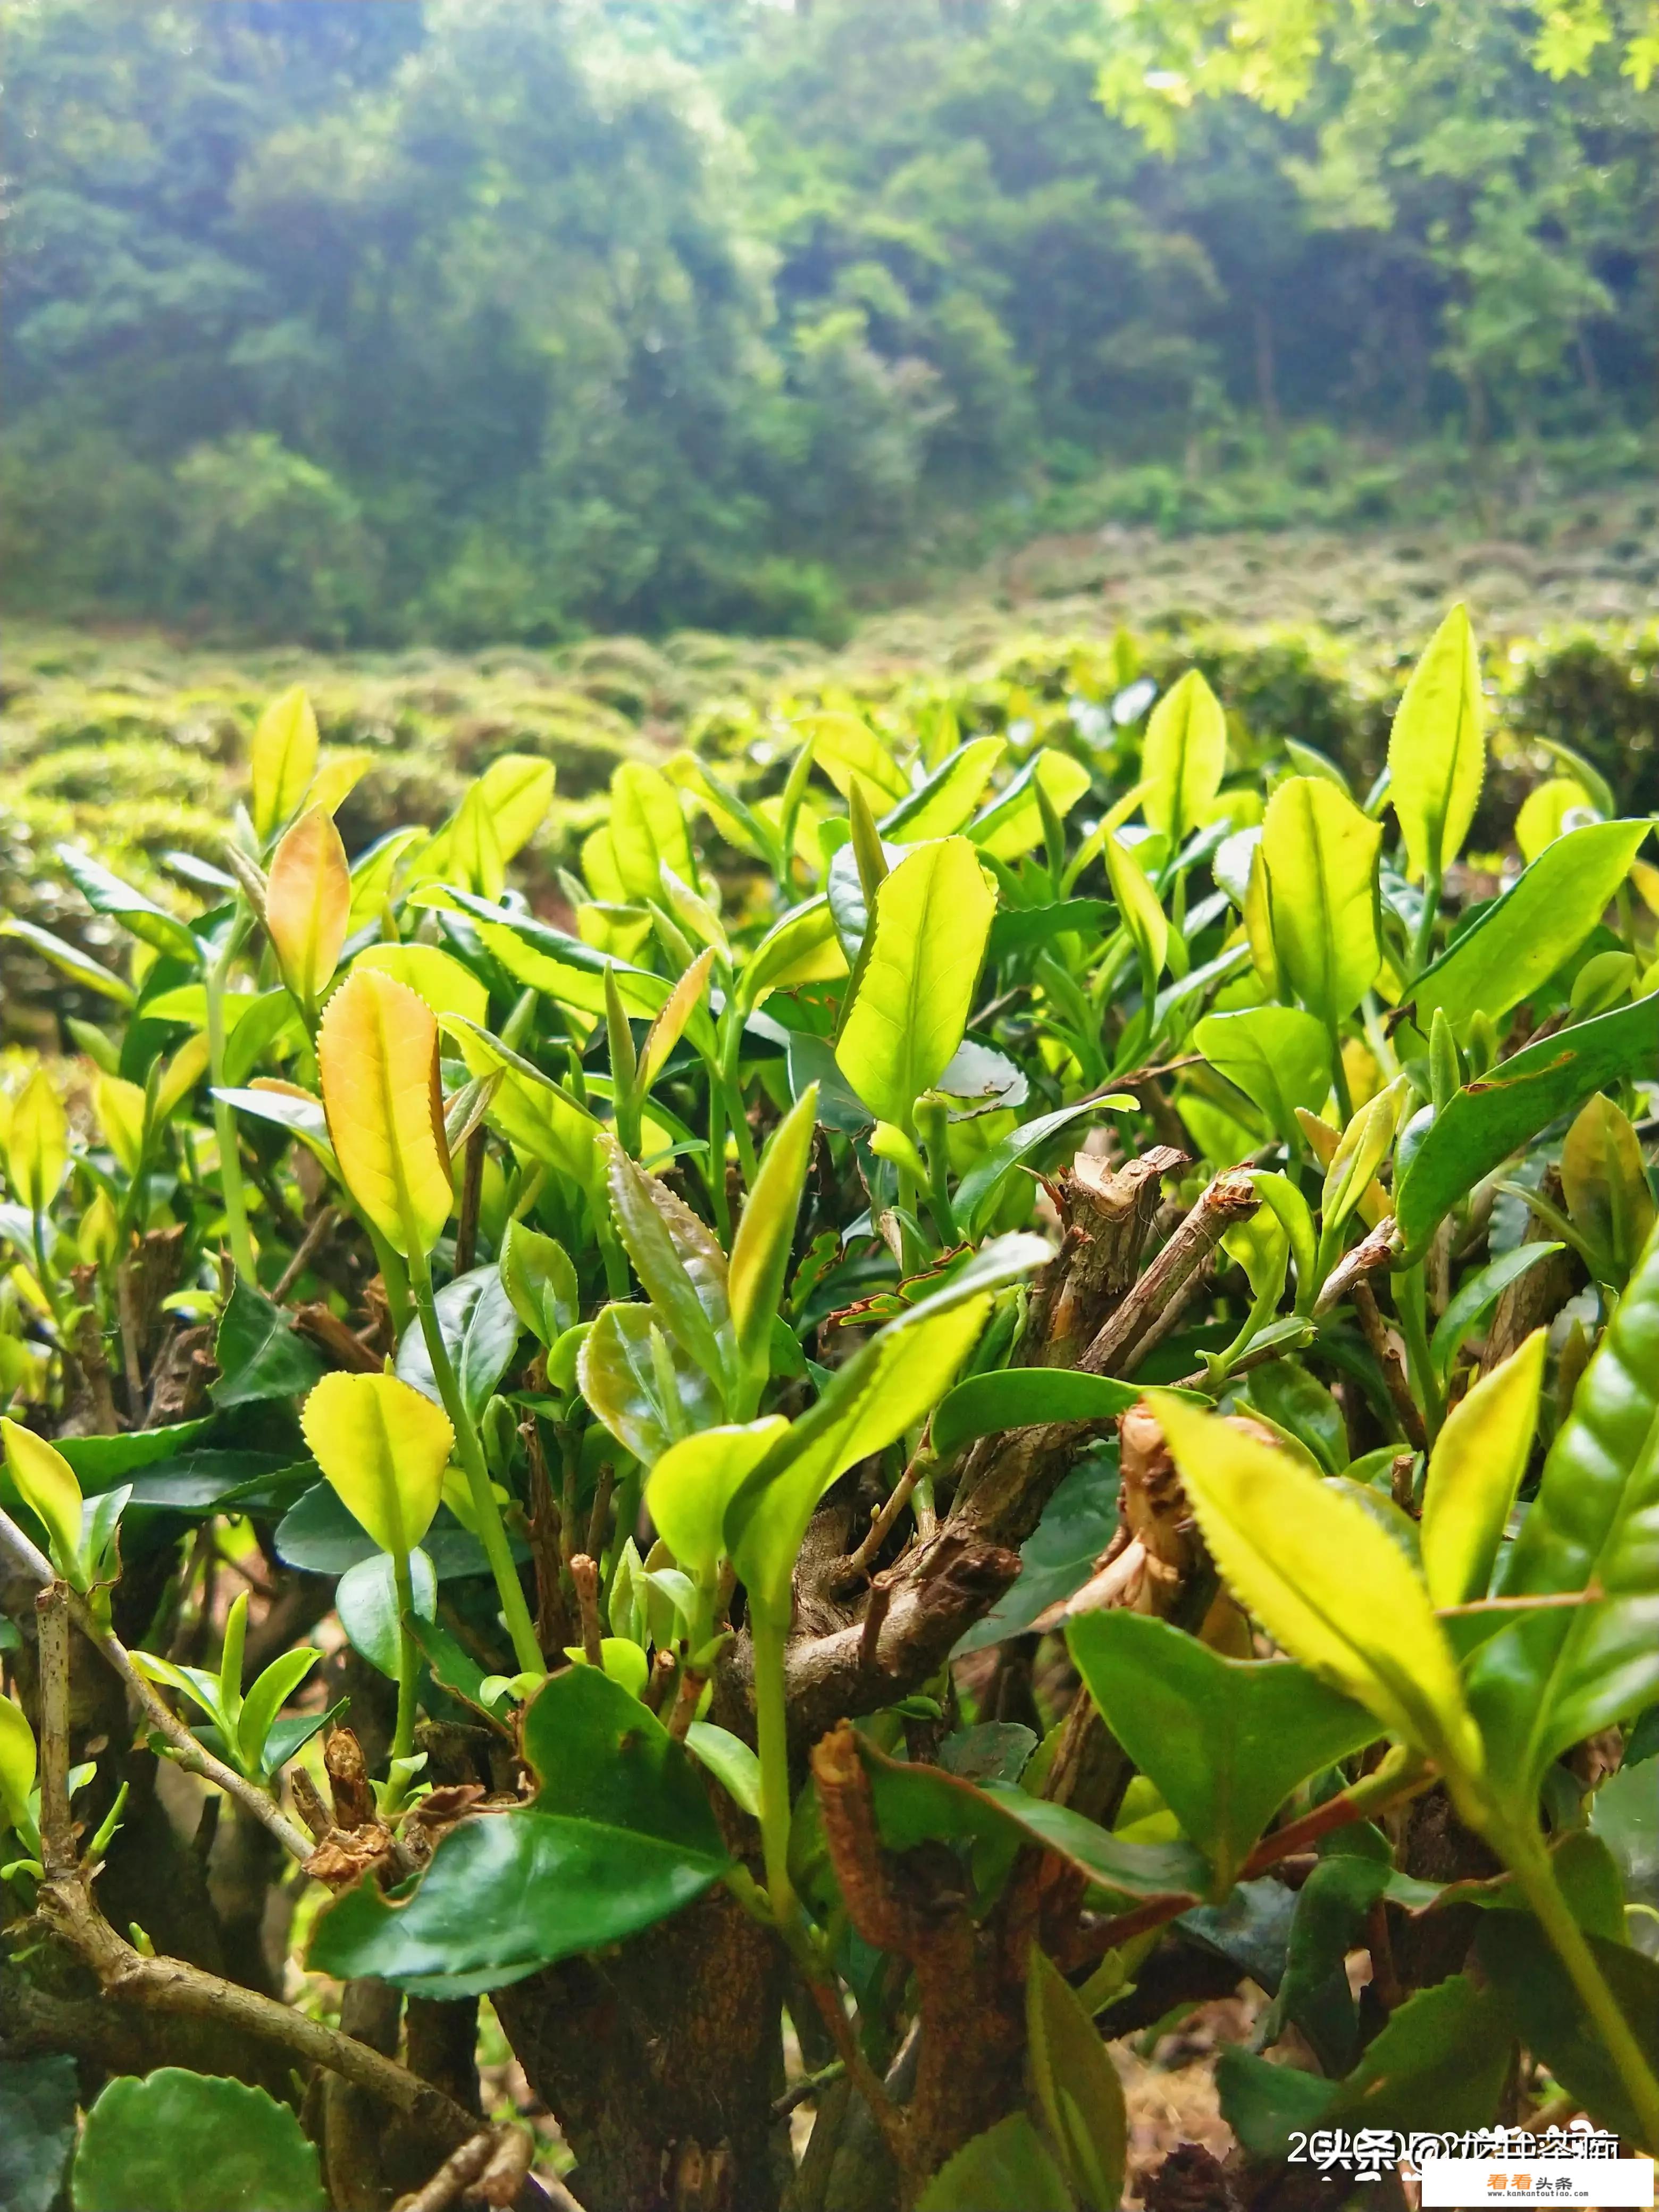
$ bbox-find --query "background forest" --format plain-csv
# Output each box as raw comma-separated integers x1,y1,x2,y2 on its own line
6,0,1659,649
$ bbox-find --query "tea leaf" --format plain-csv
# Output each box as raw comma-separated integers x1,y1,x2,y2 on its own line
299,1371,454,1559
1421,1331,1545,1606
309,1667,727,1992
1142,667,1226,845
1260,776,1381,1027
1153,1396,1481,1778
1068,1611,1378,1892
1388,601,1485,884
265,808,350,1009
250,686,320,845
1027,1943,1128,2212
317,967,453,1258
2,1419,85,1585
73,2068,325,2212
836,837,995,1126
1410,819,1650,1034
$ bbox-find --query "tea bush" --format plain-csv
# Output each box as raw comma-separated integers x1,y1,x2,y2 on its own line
2,604,1659,2209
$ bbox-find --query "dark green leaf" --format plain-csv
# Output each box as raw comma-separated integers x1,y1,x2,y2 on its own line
275,1484,517,1582
125,1452,313,1515
71,2068,325,2212
0,2055,77,2212
1326,1972,1513,2135
1215,2047,1335,2161
1068,1613,1378,1892
954,1455,1120,1655
395,1264,521,1421
1264,1853,1392,2074
987,900,1112,958
1469,1215,1659,1813
932,1369,1139,1460
1430,1242,1563,1381
1394,992,1659,1260
404,1613,505,1723
954,1096,1137,1238
212,1280,326,1409
55,1419,213,1493
308,1666,728,1993
860,1734,1209,1903
915,2115,1073,2212
1475,1913,1659,2143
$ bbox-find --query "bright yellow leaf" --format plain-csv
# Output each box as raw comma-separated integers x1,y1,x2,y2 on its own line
353,943,489,1027
266,808,351,1010
1153,1395,1482,1779
300,1371,453,1558
317,968,453,1257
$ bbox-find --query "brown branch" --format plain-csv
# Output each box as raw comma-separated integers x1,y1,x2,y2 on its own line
35,1582,75,1878
1080,1168,1259,1377
0,1507,315,1862
1353,1281,1429,1455
294,1302,382,1373
836,1446,933,1589
273,1204,338,1303
454,1128,486,1279
1312,1215,1399,1319
569,1555,604,1669
36,1874,487,2155
583,1465,616,1564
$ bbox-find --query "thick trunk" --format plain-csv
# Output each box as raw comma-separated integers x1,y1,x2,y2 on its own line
497,1886,790,2212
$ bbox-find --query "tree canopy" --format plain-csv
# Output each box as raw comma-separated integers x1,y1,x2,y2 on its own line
3,0,1656,643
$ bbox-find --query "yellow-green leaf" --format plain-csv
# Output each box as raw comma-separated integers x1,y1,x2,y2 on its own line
1142,668,1226,844
5,1067,69,1212
154,1033,212,1123
1027,1945,1128,2212
728,1086,817,1384
1561,1091,1655,1281
1153,1395,1482,1778
647,1419,788,1580
0,1691,37,1835
1421,1330,1546,1608
1261,776,1381,1027
353,943,489,1027
738,899,847,1010
1103,831,1168,979
317,968,453,1258
449,784,506,899
300,1371,454,1559
969,748,1092,862
1320,1081,1401,1239
798,710,908,808
250,685,320,844
2,1417,85,1584
479,754,556,861
610,763,696,901
836,837,995,1127
639,947,715,1092
94,1072,148,1178
305,749,375,818
1516,778,1593,865
266,808,351,1009
1388,602,1485,885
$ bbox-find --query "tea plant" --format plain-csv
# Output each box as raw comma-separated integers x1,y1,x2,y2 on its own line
2,613,1658,2212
